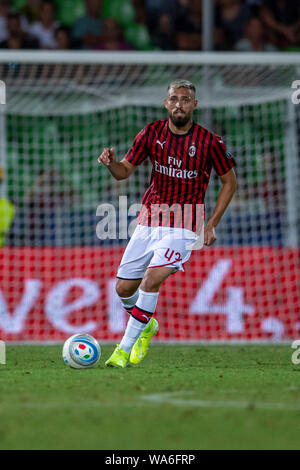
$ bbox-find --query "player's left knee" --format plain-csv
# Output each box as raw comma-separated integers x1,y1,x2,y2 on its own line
140,274,161,293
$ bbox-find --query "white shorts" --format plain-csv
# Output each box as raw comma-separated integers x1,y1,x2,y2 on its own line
117,224,201,280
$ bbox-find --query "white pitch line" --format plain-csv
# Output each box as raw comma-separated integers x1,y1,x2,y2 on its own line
0,401,144,410
1,392,299,412
141,392,300,411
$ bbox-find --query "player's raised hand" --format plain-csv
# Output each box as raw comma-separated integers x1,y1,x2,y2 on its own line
98,147,116,167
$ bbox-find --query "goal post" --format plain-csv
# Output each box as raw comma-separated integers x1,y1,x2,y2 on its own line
0,51,299,343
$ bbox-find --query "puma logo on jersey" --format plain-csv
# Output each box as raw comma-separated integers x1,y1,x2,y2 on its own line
156,139,166,149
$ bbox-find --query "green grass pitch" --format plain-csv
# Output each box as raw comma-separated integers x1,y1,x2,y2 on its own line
0,344,300,450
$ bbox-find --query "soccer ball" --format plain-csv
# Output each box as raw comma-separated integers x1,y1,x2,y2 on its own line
62,334,101,369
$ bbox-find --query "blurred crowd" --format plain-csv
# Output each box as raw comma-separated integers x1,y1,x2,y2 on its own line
0,0,300,52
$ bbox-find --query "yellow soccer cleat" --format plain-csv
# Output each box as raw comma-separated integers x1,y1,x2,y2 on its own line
129,318,159,365
105,345,129,368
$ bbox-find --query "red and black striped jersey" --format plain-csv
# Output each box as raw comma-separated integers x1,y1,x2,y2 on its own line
124,119,236,233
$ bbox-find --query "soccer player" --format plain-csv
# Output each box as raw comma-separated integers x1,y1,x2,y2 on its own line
98,79,237,368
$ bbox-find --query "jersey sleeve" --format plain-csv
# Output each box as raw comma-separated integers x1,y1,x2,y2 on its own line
210,135,236,176
124,125,150,166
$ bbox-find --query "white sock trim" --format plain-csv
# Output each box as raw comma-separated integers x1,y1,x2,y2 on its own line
136,289,159,314
119,290,139,310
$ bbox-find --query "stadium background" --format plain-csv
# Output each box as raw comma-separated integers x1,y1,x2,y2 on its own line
0,0,299,344
1,0,300,452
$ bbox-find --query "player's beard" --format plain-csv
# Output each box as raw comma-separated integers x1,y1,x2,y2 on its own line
169,110,191,128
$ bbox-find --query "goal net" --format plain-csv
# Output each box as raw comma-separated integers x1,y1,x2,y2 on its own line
0,51,299,343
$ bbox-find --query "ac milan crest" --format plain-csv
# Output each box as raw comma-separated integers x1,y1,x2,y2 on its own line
188,145,196,157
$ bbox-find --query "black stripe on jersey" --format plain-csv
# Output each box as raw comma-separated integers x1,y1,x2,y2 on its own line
156,121,169,200
140,182,153,226
172,135,184,227
157,120,167,139
197,126,206,203
175,127,192,207
172,139,184,204
141,182,153,205
127,127,149,166
172,136,183,204
147,124,155,154
191,124,200,198
150,121,166,224
136,128,149,164
199,127,211,200
201,128,212,174
213,138,236,174
211,137,227,175
191,125,202,230
179,124,196,206
145,121,166,226
140,122,162,226
200,130,214,204
166,130,178,201
177,127,191,229
205,131,214,179
160,126,175,224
